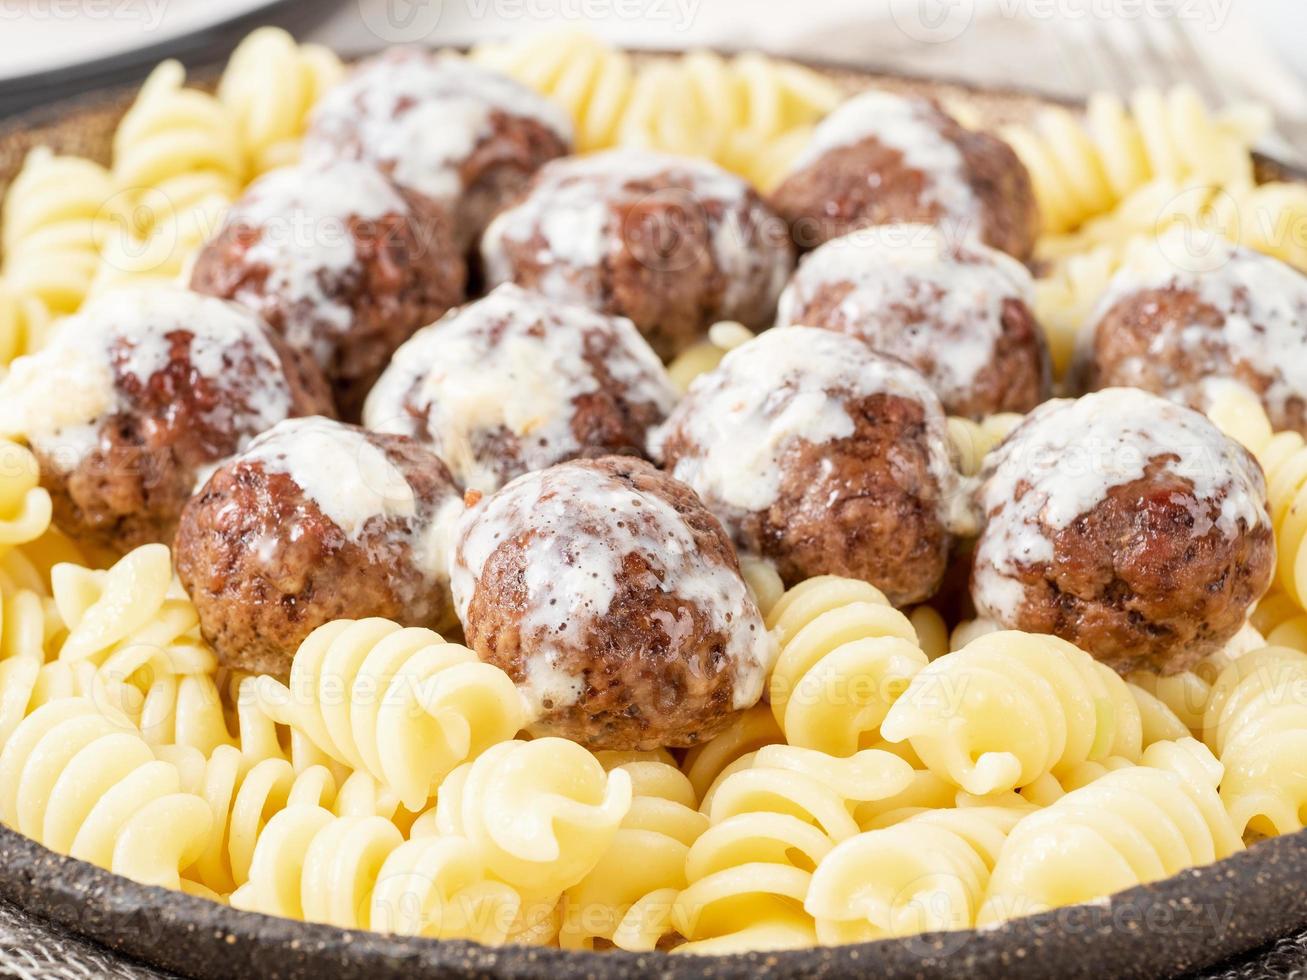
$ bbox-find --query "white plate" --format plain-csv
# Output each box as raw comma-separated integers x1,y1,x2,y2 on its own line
0,0,286,84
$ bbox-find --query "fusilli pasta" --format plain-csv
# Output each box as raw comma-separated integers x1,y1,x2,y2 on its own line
766,576,931,756
1004,86,1267,235
806,804,1025,941
1202,645,1307,838
218,27,344,175
98,60,243,289
979,739,1242,924
560,753,708,951
672,745,911,954
0,697,212,891
232,803,533,939
880,630,1144,795
250,618,526,811
433,738,633,901
0,148,112,318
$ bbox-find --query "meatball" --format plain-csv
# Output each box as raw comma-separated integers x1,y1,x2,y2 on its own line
972,388,1275,674
771,90,1039,261
364,283,676,493
1079,229,1307,435
191,158,466,419
450,456,771,751
174,417,463,676
480,149,795,360
655,326,970,605
0,287,332,560
303,47,572,248
777,223,1050,418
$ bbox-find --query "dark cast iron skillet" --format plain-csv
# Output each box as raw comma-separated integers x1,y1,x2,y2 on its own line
1,47,1305,980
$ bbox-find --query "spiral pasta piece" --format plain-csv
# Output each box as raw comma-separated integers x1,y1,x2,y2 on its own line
251,618,527,811
472,31,841,190
0,281,53,365
1004,86,1267,235
0,697,211,890
979,739,1241,924
50,544,232,751
880,630,1144,796
806,805,1025,941
100,60,243,287
233,804,529,939
0,148,113,317
471,29,636,153
1206,385,1307,612
681,704,784,802
766,576,931,756
434,738,632,901
158,741,397,899
946,413,1024,478
218,26,344,175
561,753,708,951
1202,646,1307,838
671,744,911,954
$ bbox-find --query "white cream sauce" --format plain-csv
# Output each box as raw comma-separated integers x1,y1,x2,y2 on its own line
449,461,774,718
1086,228,1307,425
791,89,980,227
653,325,965,530
229,160,407,365
0,287,293,472
307,50,572,206
973,387,1272,622
777,224,1034,410
480,148,791,318
364,283,675,493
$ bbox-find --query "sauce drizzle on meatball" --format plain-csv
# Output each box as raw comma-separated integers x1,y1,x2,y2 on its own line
450,458,773,730
791,91,982,228
973,387,1273,669
364,283,676,492
1083,228,1307,432
777,223,1048,417
305,50,572,207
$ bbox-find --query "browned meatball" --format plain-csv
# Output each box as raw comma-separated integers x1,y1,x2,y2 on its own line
450,456,772,751
302,47,572,249
174,417,463,676
772,90,1039,261
972,388,1275,674
191,159,465,420
777,224,1050,418
655,326,970,605
0,287,332,561
480,149,795,360
364,283,676,492
1079,230,1307,435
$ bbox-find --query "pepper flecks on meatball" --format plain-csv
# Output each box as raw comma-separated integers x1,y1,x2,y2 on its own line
655,326,970,605
174,417,463,677
364,283,677,493
1079,228,1307,435
972,388,1275,675
0,287,333,560
480,149,795,360
302,47,572,248
190,158,466,420
777,223,1050,418
771,90,1039,261
450,456,773,751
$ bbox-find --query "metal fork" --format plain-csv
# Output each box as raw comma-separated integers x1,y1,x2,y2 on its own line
1053,14,1307,166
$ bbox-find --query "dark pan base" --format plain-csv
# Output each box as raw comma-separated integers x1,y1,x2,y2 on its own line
2,822,1307,979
